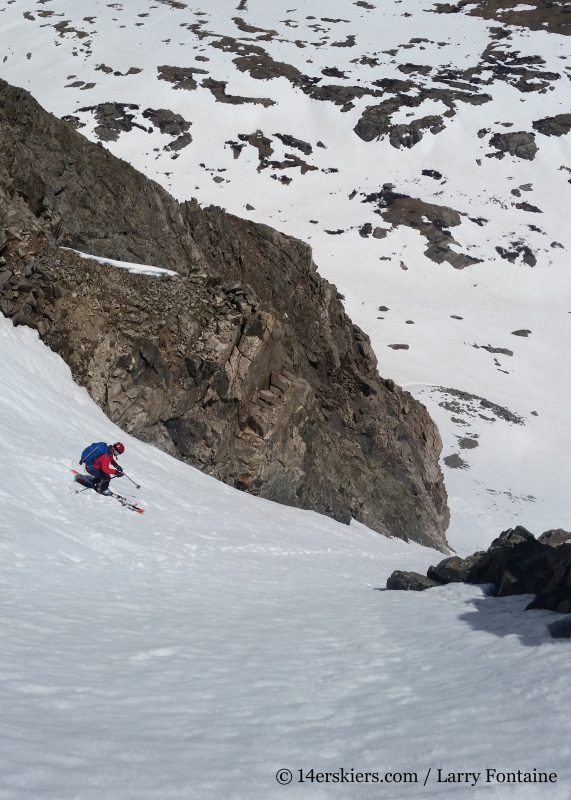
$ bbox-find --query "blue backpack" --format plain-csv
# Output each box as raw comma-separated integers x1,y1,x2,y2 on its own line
80,441,108,466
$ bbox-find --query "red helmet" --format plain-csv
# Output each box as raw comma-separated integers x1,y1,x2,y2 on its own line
112,442,125,454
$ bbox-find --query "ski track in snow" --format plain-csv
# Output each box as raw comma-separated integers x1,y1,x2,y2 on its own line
1,315,571,798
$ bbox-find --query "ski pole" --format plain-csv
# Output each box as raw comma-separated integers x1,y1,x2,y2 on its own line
123,472,141,489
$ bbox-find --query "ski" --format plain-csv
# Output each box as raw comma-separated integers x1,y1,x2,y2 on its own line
108,490,145,514
71,470,145,514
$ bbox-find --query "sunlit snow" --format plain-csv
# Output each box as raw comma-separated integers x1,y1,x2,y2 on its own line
1,1,571,795
1,311,570,799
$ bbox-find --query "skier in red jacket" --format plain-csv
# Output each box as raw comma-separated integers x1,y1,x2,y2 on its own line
86,442,125,494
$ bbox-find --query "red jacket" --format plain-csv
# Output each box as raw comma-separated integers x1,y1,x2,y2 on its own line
91,453,119,475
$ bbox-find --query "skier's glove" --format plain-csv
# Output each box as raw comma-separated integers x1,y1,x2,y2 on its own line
115,466,124,477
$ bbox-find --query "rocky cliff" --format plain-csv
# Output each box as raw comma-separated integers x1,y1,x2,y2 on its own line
0,79,450,550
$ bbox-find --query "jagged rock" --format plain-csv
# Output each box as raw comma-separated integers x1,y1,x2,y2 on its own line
386,571,443,591
525,544,571,614
389,115,445,149
462,526,552,596
0,78,450,550
538,529,571,547
488,131,538,161
157,65,209,91
142,108,191,136
427,554,481,584
273,133,312,155
537,528,571,547
532,114,571,138
76,102,144,142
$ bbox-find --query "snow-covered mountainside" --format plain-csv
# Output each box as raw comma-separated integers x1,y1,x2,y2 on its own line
2,3,571,795
2,0,570,551
2,310,571,799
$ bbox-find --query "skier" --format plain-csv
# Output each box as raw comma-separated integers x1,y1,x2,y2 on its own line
82,442,125,495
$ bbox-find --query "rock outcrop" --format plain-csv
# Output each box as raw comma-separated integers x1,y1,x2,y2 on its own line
0,79,450,549
488,131,538,161
386,526,571,635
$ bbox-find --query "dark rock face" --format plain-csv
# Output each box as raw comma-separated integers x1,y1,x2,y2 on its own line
427,554,482,584
76,102,145,142
0,79,450,550
273,133,312,155
157,65,209,91
387,526,571,629
532,114,571,137
488,131,538,160
389,115,445,150
201,78,275,107
142,108,191,136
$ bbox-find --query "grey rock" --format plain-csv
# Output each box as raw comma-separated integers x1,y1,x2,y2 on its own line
538,529,571,547
386,570,443,591
76,102,143,142
427,555,481,584
532,114,571,137
142,108,191,136
273,133,312,155
157,65,208,91
489,131,538,161
167,133,192,151
514,201,542,214
201,78,275,107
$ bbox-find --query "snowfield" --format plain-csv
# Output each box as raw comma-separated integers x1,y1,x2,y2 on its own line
1,291,570,799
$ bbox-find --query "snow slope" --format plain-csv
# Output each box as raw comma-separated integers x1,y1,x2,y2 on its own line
2,0,570,550
1,308,571,798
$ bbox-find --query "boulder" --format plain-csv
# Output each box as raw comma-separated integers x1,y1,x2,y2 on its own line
427,553,486,584
547,616,571,639
538,528,571,547
489,131,538,160
386,570,443,591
